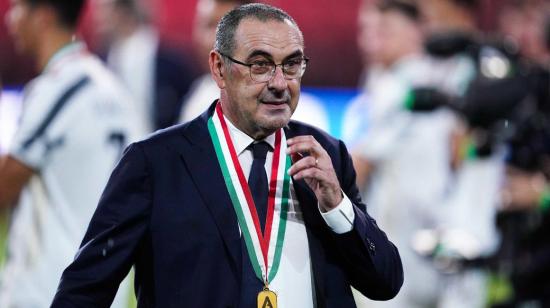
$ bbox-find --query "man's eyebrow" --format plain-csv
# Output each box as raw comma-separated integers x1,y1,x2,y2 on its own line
283,50,305,61
246,50,273,61
245,50,304,62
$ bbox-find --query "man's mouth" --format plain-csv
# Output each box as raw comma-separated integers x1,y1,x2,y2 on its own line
261,100,287,106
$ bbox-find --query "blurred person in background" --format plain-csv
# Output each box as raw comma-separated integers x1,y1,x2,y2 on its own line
349,0,505,307
497,0,550,66
94,0,198,131
345,1,456,307
341,0,381,145
0,0,144,306
178,0,330,131
420,0,478,36
494,0,550,306
355,0,381,91
406,0,519,306
410,1,505,307
178,0,250,123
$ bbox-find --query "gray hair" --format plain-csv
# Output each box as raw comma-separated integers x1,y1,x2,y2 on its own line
214,3,303,56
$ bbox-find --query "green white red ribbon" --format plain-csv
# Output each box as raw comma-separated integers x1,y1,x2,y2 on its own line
208,103,292,283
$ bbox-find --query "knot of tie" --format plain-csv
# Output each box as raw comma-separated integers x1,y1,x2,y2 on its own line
249,141,270,160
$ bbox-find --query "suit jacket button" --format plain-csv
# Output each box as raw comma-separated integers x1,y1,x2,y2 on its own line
367,238,376,253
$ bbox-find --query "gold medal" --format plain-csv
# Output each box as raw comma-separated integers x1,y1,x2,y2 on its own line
257,286,277,308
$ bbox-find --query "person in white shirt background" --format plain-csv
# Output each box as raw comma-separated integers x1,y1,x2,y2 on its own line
345,0,501,307
94,0,198,132
0,0,145,306
345,2,453,307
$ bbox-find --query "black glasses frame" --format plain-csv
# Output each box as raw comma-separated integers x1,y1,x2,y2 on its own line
218,51,309,82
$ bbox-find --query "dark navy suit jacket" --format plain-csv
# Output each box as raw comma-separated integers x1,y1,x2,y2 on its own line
51,103,403,308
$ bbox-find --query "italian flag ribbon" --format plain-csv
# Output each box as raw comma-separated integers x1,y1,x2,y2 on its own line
207,103,292,284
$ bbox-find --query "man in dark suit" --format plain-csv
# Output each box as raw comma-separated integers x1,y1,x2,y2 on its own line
51,3,403,307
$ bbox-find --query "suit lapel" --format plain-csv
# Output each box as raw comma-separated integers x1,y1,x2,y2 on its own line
179,103,241,277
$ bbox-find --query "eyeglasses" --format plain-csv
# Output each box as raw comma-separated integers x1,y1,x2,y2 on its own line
218,52,309,83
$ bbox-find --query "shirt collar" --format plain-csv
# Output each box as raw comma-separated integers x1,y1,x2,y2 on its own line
43,41,86,73
223,114,276,155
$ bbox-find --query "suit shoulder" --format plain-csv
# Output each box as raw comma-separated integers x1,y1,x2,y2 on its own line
134,122,191,151
287,120,341,149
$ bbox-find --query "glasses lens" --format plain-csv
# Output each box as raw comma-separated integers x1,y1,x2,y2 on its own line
250,61,274,82
249,58,307,82
250,61,272,74
283,59,304,77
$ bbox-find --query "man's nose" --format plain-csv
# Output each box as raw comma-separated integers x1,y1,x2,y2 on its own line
267,65,288,92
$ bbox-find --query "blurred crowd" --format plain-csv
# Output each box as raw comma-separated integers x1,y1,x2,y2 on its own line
346,0,550,307
0,0,549,307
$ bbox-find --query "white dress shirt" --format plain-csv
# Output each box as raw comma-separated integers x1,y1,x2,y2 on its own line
224,116,355,307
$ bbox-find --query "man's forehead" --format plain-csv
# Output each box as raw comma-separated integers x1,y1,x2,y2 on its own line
233,18,304,58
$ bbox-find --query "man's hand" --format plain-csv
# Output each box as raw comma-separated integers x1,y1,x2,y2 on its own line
287,136,343,211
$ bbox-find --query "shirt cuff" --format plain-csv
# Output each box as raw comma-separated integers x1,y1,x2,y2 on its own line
319,193,355,234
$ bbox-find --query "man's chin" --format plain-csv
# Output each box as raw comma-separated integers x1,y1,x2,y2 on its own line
258,115,291,132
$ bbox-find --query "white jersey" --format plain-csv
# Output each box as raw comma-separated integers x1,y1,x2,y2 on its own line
346,54,474,308
349,54,502,308
0,42,146,307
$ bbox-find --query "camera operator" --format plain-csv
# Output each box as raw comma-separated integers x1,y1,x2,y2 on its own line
405,0,509,307
406,1,550,307
346,1,501,307
348,1,450,307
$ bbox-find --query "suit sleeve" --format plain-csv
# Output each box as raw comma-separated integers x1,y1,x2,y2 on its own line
333,140,404,300
51,143,152,307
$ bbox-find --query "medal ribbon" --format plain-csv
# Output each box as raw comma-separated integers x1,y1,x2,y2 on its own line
208,103,291,283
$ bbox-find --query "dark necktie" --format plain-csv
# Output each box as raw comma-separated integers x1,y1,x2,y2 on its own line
248,141,270,233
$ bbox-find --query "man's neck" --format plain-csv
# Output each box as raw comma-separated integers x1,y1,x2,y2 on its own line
36,29,75,72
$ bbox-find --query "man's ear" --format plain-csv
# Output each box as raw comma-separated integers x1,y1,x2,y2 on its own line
209,50,226,89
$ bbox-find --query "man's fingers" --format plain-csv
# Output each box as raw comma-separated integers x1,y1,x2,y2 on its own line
287,135,316,145
291,167,323,181
286,136,323,157
286,136,343,210
288,156,318,176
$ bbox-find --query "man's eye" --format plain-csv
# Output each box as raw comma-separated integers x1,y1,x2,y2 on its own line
284,59,303,70
284,59,301,66
251,61,271,67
